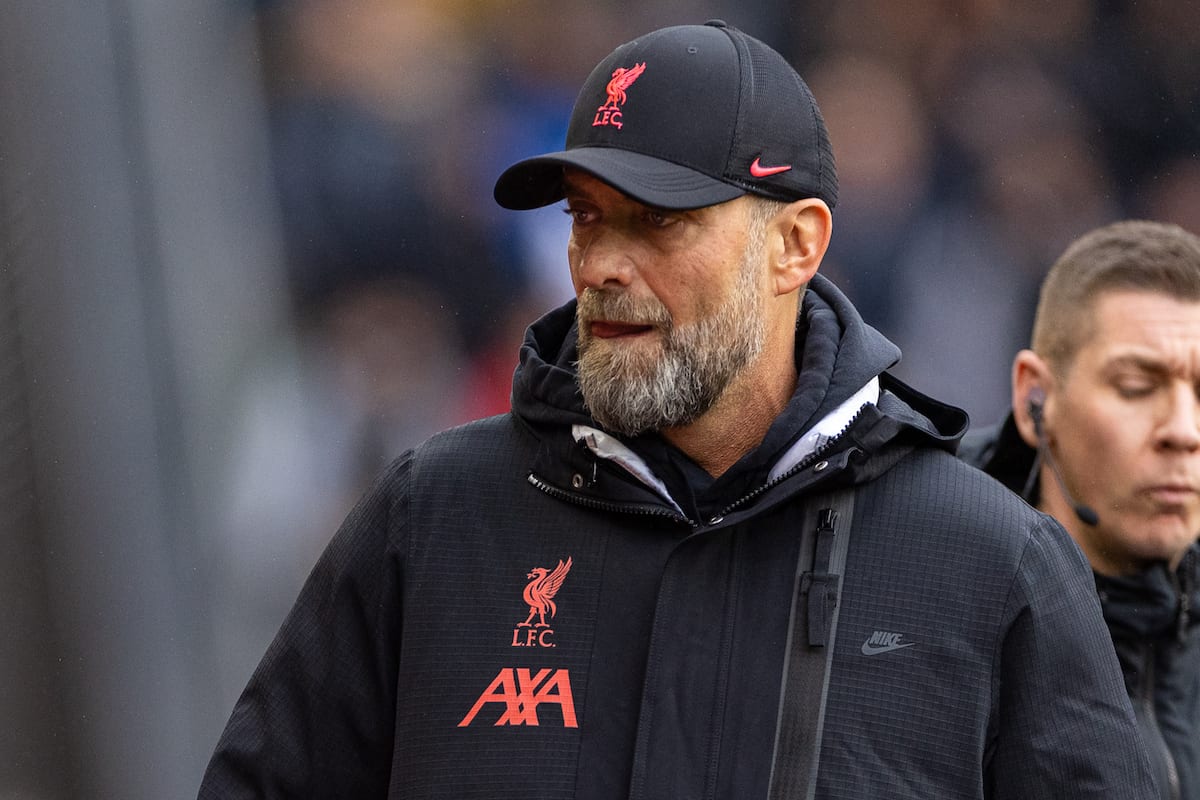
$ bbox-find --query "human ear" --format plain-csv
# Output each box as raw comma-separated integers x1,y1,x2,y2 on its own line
771,198,831,296
1012,350,1052,449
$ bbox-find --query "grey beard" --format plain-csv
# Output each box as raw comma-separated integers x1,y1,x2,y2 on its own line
575,262,765,437
578,330,721,436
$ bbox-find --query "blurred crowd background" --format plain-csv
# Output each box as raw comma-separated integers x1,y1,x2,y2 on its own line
2,0,1197,797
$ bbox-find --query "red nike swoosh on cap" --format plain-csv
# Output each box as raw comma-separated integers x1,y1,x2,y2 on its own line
749,158,792,178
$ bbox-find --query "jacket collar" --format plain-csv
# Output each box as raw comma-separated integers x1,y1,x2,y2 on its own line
515,274,967,509
1098,545,1200,642
570,376,882,511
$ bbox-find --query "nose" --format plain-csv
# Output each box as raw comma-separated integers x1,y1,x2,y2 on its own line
569,227,636,293
1156,383,1200,452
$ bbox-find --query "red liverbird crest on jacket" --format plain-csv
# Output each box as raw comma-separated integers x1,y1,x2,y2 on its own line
593,62,645,130
519,557,572,627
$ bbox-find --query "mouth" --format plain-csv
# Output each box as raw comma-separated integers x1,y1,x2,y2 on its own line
587,320,656,339
1144,484,1199,506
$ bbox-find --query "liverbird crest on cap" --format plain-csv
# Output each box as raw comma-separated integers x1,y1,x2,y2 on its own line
601,63,646,110
593,62,646,131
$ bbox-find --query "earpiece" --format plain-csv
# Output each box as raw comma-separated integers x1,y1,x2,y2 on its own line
1027,386,1045,423
1022,385,1098,526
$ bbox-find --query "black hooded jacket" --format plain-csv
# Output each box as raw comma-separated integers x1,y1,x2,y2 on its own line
962,416,1200,800
199,276,1156,798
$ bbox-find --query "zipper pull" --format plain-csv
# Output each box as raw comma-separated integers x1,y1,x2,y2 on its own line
802,507,839,647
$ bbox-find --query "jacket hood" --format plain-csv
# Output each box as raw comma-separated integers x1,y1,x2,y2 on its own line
511,273,967,484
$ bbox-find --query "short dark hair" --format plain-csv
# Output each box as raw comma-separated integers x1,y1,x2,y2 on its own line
1031,220,1200,372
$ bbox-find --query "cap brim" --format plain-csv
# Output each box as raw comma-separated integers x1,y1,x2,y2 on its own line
493,147,746,211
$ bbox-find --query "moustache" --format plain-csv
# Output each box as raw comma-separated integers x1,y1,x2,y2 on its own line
576,289,672,328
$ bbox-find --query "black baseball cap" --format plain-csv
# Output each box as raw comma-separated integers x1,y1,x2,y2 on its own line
494,20,837,212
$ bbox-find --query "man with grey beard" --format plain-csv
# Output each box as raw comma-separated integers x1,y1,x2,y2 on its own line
574,193,773,440
199,21,1157,800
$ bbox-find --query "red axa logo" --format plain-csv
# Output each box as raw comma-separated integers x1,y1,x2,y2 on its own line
513,556,571,648
593,62,646,130
458,668,578,728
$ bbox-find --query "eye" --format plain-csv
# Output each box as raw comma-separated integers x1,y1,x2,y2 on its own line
1114,378,1156,399
644,209,676,228
563,205,595,225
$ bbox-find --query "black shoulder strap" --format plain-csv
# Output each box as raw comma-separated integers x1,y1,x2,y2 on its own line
766,487,856,800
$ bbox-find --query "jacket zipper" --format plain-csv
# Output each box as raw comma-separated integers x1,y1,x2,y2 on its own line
714,407,867,521
526,473,694,526
1175,549,1193,644
531,405,868,529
